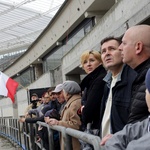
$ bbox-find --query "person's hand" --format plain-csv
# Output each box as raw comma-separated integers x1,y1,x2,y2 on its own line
100,134,113,146
48,118,59,125
18,117,25,123
44,117,50,123
36,136,41,142
38,125,43,131
25,112,29,118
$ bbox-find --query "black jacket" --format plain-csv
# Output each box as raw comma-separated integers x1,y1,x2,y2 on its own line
25,116,44,123
99,65,137,135
128,58,150,123
80,65,106,129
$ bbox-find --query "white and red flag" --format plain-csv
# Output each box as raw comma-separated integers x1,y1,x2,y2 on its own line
0,71,19,103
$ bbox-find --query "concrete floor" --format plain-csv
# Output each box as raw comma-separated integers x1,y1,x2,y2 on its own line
0,136,22,150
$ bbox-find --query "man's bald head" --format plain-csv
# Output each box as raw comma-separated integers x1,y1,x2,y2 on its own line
125,25,150,49
119,24,150,69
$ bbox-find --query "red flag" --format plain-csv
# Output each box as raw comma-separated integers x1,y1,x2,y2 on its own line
0,71,19,103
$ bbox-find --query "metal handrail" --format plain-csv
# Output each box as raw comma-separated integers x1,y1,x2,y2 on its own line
0,118,103,150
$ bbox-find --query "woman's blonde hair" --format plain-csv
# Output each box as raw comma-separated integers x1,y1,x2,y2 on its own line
80,50,102,68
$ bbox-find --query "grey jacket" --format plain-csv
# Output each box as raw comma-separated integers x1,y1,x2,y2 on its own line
28,104,44,117
104,117,150,150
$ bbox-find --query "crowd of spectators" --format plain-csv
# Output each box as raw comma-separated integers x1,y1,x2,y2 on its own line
19,24,150,150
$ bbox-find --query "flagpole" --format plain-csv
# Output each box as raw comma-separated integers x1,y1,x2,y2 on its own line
18,83,28,91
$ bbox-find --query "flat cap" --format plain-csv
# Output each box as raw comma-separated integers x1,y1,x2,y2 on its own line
62,80,81,95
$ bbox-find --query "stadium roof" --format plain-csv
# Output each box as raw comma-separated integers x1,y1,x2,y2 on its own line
0,0,65,55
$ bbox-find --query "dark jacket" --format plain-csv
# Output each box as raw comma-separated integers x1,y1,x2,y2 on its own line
25,104,53,123
128,58,150,123
99,65,137,135
80,65,107,129
25,116,44,123
49,99,60,112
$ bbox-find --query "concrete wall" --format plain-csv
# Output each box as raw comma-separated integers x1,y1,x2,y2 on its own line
50,65,63,86
1,0,149,117
62,0,150,79
4,0,96,77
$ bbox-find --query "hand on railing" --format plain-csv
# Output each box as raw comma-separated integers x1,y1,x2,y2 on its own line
36,127,42,143
25,112,29,118
36,136,41,143
18,117,25,123
100,134,113,146
38,125,43,131
47,118,59,125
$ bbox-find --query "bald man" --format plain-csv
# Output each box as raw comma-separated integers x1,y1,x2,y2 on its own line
120,25,150,68
100,25,150,147
119,25,150,123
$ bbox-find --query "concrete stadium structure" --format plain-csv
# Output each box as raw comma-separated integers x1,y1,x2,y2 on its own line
0,0,150,118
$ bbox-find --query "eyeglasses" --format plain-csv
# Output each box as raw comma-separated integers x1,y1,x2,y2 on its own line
49,93,54,96
44,97,50,99
55,92,61,95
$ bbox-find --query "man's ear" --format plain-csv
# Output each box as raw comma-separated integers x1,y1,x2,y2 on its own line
66,92,71,97
135,41,143,55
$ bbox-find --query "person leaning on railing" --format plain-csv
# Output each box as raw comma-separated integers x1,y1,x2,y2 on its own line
45,80,82,150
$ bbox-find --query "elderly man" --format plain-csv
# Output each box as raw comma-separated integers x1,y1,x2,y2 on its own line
52,84,66,114
47,80,81,150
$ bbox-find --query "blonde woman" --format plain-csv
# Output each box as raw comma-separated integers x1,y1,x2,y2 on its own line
80,50,106,132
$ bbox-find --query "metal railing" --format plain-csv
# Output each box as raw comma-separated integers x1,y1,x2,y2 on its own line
0,117,104,150
0,118,24,149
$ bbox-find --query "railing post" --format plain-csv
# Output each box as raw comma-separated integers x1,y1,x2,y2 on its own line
66,128,104,150
0,119,105,150
28,123,36,150
23,122,30,150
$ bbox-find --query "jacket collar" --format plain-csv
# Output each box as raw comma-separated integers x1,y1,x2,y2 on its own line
80,65,105,89
60,94,81,117
65,94,81,108
103,64,125,86
135,58,150,74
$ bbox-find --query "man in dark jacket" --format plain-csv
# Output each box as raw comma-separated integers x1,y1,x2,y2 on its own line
100,36,137,138
119,24,150,123
102,68,150,150
100,24,150,146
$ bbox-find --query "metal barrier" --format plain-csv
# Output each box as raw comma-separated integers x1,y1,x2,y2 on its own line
0,117,104,150
0,118,25,149
9,118,22,147
36,121,103,150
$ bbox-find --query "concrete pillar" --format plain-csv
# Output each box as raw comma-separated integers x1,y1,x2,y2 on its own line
12,95,18,118
34,64,43,80
50,65,63,86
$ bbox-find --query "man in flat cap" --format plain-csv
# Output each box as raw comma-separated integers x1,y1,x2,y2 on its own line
46,80,81,150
